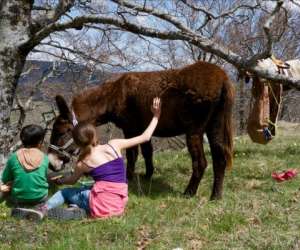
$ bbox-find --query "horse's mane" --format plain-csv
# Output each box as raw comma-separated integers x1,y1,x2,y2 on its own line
71,79,119,121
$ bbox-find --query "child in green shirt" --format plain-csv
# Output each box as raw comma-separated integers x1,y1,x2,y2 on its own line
0,124,49,208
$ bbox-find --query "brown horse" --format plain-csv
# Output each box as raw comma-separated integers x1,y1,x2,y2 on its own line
48,61,235,199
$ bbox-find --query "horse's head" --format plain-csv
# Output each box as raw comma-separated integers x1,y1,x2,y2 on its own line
48,95,78,171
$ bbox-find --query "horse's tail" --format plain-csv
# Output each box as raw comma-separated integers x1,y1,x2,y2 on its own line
221,79,235,169
206,76,234,170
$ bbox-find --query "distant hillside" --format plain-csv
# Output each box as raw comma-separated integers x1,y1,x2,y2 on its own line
17,60,115,102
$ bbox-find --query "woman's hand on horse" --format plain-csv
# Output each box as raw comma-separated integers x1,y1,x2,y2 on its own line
151,97,161,118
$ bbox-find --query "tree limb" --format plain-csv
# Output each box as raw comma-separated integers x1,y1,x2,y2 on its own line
39,41,125,67
245,0,284,67
32,0,76,32
20,0,300,90
111,0,194,34
180,0,260,20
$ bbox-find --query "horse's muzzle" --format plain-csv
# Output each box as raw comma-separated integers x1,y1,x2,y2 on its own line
48,153,65,171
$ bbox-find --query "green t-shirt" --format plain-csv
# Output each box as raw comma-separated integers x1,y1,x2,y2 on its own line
1,152,49,201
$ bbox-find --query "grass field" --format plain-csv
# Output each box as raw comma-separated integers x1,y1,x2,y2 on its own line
0,122,300,250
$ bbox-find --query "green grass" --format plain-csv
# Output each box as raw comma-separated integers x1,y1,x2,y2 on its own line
1,128,300,249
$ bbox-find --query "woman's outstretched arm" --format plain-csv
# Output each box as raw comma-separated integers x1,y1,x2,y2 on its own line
54,162,87,185
109,97,161,151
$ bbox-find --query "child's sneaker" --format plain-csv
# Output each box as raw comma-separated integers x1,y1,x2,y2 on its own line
47,206,87,220
11,206,46,221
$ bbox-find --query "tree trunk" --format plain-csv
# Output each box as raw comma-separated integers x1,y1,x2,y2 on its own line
0,1,31,169
0,51,26,169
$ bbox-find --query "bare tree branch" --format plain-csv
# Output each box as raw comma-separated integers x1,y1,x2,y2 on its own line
247,0,283,66
112,0,194,34
27,8,300,89
290,0,300,8
20,65,36,77
14,96,26,133
245,0,284,66
180,0,260,20
39,42,124,67
32,0,76,31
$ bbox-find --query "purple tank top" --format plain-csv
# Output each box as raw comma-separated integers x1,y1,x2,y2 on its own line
89,157,127,183
88,144,127,183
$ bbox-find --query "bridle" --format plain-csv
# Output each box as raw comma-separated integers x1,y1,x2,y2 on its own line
48,109,80,161
48,137,77,160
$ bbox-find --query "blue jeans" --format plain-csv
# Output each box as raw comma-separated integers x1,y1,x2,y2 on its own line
46,186,91,213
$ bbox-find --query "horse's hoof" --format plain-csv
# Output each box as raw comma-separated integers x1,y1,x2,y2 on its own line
210,194,222,200
142,174,153,180
183,189,196,197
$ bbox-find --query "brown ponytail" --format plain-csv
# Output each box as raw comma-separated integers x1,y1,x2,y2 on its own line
72,122,97,162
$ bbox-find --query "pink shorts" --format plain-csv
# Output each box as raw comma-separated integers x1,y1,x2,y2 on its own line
89,181,128,218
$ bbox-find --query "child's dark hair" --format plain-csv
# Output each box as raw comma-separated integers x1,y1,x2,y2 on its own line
72,122,97,161
20,124,46,147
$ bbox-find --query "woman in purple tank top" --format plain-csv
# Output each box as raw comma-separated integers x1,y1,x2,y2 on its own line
15,98,161,220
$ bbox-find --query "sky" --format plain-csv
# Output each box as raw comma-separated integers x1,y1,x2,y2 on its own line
28,0,300,71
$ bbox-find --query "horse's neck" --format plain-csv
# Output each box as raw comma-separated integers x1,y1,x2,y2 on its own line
72,84,116,123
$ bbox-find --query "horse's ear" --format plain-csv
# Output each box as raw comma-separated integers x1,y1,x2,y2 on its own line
55,95,71,120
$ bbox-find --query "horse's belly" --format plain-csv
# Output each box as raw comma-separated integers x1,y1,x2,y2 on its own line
154,127,185,137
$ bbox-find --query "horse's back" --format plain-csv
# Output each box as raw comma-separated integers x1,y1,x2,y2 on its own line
115,61,232,136
122,61,229,99
176,61,229,100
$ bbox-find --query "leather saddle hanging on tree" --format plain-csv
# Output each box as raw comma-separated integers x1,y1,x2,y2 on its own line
247,56,288,144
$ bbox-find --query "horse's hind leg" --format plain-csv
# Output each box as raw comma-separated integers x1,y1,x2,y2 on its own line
126,146,138,180
184,133,207,196
140,141,154,179
206,125,230,200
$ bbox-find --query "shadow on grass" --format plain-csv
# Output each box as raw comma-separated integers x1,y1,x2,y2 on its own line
128,174,180,199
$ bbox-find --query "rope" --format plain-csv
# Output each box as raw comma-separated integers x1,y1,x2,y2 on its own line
267,81,280,106
267,118,277,128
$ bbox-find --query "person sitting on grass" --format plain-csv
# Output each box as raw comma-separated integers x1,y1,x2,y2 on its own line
14,97,161,220
0,124,49,213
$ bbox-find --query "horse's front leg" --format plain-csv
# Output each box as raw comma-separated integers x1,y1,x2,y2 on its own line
184,133,207,196
123,129,139,179
140,141,154,179
126,146,138,180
